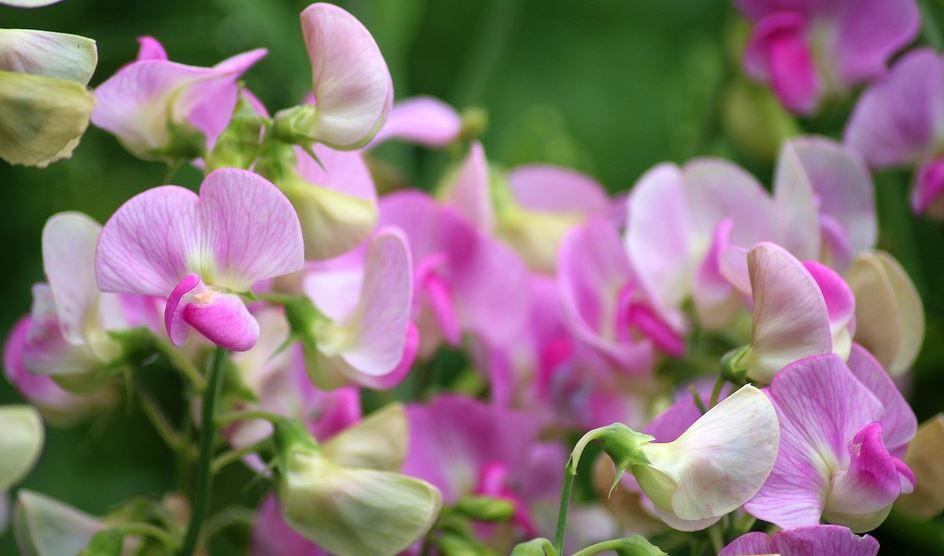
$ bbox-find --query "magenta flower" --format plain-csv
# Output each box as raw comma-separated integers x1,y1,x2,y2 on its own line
845,48,944,217
745,351,916,532
558,216,683,374
92,36,265,160
721,524,879,556
402,394,554,539
737,0,918,113
379,190,529,358
95,169,304,352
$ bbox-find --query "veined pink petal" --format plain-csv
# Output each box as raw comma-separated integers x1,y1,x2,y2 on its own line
847,344,916,457
746,242,832,382
772,142,822,260
682,158,776,245
370,96,461,148
781,138,876,269
507,165,610,215
558,218,652,374
92,48,265,157
845,48,943,168
296,144,376,202
824,423,913,531
625,164,696,310
721,525,879,556
136,36,167,61
324,228,414,382
833,0,919,87
403,395,542,504
441,142,493,231
300,3,392,149
41,213,101,344
97,169,303,296
745,354,888,530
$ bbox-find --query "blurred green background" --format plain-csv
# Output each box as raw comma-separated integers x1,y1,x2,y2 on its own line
1,0,943,553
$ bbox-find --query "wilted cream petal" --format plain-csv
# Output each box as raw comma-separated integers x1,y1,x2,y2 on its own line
284,179,378,261
846,251,924,375
896,414,944,519
0,71,93,167
0,406,43,492
322,403,408,472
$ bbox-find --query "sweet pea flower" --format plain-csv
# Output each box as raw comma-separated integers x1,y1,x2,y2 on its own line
1,0,63,5
845,49,944,217
736,0,918,114
725,242,855,383
845,250,924,375
600,384,780,531
482,275,648,429
269,406,441,556
379,190,529,358
370,96,463,148
439,142,611,273
404,395,569,544
272,3,392,150
5,212,159,397
228,308,361,470
92,36,265,161
0,28,96,166
745,352,916,532
95,169,304,352
720,524,879,556
290,228,417,389
558,216,683,374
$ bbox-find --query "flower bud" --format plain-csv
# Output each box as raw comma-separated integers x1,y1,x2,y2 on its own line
896,414,944,519
511,538,556,556
845,251,924,375
272,417,442,556
0,405,43,492
722,78,799,163
454,495,516,522
205,92,267,171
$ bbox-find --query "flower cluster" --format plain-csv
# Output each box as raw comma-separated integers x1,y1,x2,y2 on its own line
1,1,942,555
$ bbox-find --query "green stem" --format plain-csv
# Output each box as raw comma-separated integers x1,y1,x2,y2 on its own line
156,341,206,392
210,438,272,474
137,388,185,454
177,347,226,556
215,408,283,428
571,538,662,556
922,0,944,49
117,522,179,550
553,460,576,554
708,521,725,553
690,384,708,414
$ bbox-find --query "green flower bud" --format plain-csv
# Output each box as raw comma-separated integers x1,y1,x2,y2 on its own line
205,92,267,172
453,495,515,523
510,538,557,556
722,78,799,163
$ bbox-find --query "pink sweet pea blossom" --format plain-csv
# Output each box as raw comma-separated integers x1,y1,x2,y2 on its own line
301,228,418,389
745,352,916,532
721,524,879,556
369,96,463,148
291,3,392,150
95,169,304,352
92,36,265,160
379,190,529,358
558,216,683,374
729,242,856,383
737,0,918,114
845,48,944,218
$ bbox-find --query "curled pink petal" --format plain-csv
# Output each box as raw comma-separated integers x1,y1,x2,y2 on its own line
136,36,167,61
182,289,259,352
370,96,461,148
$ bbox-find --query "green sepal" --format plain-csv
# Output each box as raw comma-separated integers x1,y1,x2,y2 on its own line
510,537,557,556
146,117,206,163
569,423,654,497
205,89,269,171
720,344,751,385
78,529,124,556
453,495,515,523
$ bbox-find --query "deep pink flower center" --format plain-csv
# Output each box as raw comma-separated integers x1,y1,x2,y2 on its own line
616,284,685,357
